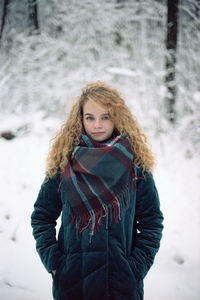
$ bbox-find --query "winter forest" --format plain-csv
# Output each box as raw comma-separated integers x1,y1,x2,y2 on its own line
0,0,200,299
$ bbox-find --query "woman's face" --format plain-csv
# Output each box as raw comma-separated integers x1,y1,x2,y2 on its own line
82,99,115,142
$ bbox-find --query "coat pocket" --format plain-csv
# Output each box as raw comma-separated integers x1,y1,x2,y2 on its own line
110,254,138,299
52,254,66,282
127,255,147,280
127,257,144,300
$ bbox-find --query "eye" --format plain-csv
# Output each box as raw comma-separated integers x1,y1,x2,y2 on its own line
85,116,94,120
102,115,110,120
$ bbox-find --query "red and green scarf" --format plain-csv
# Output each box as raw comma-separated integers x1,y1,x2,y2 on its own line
61,134,134,236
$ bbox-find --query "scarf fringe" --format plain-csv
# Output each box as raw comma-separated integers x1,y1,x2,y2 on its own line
70,184,131,237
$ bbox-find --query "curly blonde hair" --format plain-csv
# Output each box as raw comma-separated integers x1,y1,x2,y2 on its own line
46,81,155,177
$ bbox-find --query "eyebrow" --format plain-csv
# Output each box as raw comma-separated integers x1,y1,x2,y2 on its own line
84,113,109,116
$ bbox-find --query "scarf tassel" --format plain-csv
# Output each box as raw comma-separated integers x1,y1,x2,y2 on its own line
70,192,130,236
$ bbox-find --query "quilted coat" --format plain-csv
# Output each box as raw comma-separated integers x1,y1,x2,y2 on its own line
31,168,163,300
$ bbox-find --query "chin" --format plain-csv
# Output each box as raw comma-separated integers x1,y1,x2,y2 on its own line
90,135,105,142
92,135,112,143
92,137,105,142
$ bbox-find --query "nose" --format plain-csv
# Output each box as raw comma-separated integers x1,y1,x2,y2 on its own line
94,118,102,128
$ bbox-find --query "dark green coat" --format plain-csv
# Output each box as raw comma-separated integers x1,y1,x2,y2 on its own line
31,168,163,300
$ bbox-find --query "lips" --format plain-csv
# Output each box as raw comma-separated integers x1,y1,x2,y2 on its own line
92,132,105,135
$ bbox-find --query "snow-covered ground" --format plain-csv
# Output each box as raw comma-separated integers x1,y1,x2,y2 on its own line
0,113,200,300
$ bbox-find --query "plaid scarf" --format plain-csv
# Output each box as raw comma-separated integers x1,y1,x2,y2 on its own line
61,134,134,236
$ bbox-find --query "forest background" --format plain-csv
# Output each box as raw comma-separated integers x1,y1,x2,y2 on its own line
0,1,200,300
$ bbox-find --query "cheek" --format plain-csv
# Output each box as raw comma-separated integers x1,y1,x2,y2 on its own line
108,122,115,132
83,120,90,132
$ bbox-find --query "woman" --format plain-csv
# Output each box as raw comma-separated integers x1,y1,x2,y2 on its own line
31,81,163,300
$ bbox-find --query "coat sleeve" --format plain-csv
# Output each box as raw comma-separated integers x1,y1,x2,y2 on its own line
129,169,164,279
31,175,64,273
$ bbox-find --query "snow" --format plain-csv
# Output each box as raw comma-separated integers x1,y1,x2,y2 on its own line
0,114,200,300
106,67,138,77
0,1,200,298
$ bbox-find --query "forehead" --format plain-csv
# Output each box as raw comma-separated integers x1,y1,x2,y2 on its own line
83,100,108,114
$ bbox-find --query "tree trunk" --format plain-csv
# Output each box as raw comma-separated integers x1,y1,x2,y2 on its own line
28,0,39,34
0,0,10,44
165,0,179,123
195,0,200,30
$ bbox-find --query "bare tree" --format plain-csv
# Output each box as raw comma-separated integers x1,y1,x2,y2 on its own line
28,0,39,34
194,0,200,30
0,0,10,44
165,0,179,123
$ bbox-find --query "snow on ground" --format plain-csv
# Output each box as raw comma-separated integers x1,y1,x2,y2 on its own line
0,113,200,300
145,133,200,300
